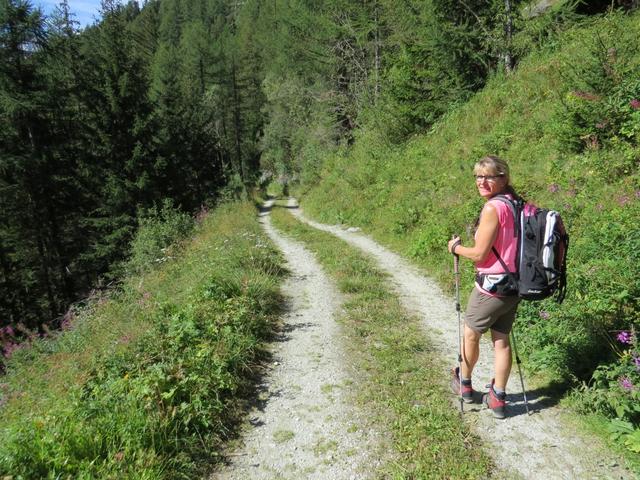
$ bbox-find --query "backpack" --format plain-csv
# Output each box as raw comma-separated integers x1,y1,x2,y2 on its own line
491,195,569,303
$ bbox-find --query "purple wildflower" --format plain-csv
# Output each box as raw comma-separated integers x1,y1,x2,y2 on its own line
2,342,19,358
539,311,550,320
548,184,560,193
630,99,640,110
617,195,630,207
620,376,634,391
1,326,15,337
635,190,640,199
617,331,633,344
634,356,640,371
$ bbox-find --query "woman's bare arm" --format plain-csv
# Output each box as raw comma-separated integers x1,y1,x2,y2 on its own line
449,203,499,263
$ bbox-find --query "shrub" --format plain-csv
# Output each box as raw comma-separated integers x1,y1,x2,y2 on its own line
572,328,640,454
552,14,640,162
128,200,194,274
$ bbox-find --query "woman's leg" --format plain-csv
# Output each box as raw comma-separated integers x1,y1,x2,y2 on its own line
461,325,482,379
491,329,512,391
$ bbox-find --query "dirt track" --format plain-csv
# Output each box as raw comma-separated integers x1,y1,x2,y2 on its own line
213,198,632,480
212,200,385,479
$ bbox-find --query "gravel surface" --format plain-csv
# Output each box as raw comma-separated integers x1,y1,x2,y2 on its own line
211,200,384,480
286,198,633,480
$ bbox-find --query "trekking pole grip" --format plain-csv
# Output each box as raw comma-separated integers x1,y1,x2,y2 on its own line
452,235,460,312
451,235,461,266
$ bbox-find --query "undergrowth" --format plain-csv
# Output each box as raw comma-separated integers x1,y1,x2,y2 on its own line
270,205,494,478
0,202,285,478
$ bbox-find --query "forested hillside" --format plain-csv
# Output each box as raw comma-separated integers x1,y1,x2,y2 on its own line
290,2,640,460
1,0,264,331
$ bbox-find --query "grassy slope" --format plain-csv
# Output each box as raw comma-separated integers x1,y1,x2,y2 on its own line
298,10,640,468
0,202,285,478
304,12,638,287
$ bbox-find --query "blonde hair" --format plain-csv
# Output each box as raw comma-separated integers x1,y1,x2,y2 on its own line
474,155,511,185
474,155,520,199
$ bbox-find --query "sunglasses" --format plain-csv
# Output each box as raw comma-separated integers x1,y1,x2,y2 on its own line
474,174,504,183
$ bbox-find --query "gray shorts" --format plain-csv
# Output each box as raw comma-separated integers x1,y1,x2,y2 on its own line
465,287,520,334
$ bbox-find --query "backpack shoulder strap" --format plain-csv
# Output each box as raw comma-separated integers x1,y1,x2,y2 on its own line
490,194,518,225
488,194,522,275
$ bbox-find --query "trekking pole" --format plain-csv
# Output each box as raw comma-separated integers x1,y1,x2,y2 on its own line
452,236,464,413
510,330,531,415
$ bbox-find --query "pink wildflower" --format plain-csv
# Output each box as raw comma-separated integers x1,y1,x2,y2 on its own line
539,311,550,320
3,342,19,358
548,184,560,193
617,331,633,344
620,376,634,391
1,326,15,337
630,99,640,110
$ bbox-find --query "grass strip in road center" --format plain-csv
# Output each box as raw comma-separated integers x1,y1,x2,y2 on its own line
270,205,492,479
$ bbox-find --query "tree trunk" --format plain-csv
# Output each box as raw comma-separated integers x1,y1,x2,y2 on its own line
231,59,246,187
374,0,381,102
504,0,514,74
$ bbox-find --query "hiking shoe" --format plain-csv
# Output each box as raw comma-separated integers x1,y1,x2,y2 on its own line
482,379,506,419
450,367,473,403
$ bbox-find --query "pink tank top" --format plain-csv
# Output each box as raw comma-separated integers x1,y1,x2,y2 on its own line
475,195,517,274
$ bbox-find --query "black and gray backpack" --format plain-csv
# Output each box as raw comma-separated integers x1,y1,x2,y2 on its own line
492,195,569,303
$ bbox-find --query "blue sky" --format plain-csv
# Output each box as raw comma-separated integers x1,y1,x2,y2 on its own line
37,0,104,28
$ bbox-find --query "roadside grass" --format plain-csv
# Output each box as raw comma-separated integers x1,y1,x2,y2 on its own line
0,202,285,479
270,205,494,478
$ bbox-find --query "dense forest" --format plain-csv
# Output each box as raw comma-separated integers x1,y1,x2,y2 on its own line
1,0,261,331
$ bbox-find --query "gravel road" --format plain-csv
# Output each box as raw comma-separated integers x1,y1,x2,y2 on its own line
211,200,385,480
285,198,633,480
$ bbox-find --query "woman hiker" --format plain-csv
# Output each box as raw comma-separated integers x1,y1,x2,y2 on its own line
447,155,522,419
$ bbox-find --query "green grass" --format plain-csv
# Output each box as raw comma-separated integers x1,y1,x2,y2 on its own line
0,201,286,479
273,429,296,444
270,205,494,478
